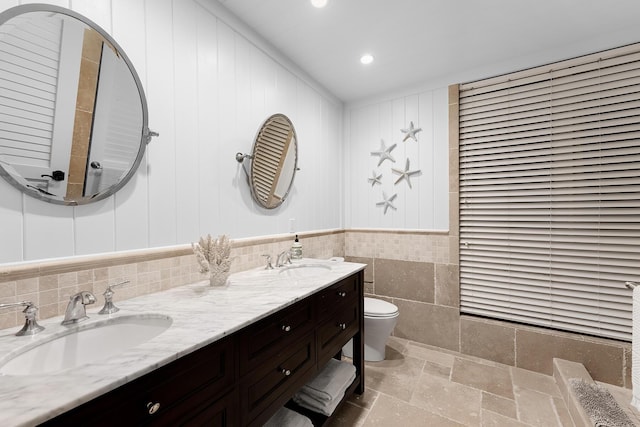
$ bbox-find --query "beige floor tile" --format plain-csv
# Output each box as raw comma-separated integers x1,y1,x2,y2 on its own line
410,372,482,426
481,409,534,427
514,387,562,427
403,340,456,368
327,401,369,427
451,357,514,399
365,354,425,402
347,387,379,410
552,396,575,427
482,391,517,419
363,393,465,427
423,360,452,379
340,338,576,427
511,366,561,397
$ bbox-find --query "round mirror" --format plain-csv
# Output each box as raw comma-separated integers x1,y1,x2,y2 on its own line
0,4,153,205
249,113,298,209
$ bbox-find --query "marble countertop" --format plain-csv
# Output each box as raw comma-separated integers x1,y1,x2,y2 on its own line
0,258,365,427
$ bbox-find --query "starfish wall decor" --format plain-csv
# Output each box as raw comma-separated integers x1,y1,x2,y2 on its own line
370,139,396,166
367,121,425,214
401,121,422,142
368,170,382,187
391,158,421,189
376,191,397,215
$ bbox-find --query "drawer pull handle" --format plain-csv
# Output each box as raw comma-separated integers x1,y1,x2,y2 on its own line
337,291,347,297
147,401,161,415
280,368,292,376
338,322,346,330
281,325,291,332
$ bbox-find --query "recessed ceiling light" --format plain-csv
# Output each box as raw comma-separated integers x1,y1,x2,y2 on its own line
360,54,374,65
311,0,328,8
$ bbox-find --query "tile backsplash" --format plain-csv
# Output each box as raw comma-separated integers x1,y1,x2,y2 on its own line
0,230,344,331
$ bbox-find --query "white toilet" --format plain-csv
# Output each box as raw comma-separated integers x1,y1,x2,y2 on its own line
343,297,399,362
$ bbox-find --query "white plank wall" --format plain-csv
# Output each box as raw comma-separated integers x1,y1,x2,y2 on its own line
343,87,450,231
0,0,344,263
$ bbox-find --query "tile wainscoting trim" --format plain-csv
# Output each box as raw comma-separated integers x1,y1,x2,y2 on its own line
0,229,345,282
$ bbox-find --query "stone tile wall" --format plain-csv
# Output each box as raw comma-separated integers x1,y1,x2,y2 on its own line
345,231,631,387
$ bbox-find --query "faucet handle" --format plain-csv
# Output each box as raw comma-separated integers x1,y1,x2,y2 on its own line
99,280,130,315
0,301,45,336
262,254,274,270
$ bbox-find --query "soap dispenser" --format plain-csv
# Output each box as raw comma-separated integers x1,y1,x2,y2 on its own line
291,235,303,260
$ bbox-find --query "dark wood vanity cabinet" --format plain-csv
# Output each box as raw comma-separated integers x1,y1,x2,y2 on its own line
41,335,237,427
40,270,364,427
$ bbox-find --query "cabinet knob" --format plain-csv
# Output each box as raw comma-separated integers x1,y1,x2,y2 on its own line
147,401,161,415
281,325,291,332
338,322,346,330
280,368,291,376
337,291,347,297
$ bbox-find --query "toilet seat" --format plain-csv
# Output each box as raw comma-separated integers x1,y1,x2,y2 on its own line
364,297,399,318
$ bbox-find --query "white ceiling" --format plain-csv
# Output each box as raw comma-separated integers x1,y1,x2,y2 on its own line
217,0,640,104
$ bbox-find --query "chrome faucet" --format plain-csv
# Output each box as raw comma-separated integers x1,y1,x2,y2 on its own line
62,291,96,325
276,250,292,267
0,301,45,336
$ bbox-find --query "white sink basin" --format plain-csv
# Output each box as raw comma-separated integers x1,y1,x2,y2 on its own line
0,314,172,376
279,263,331,278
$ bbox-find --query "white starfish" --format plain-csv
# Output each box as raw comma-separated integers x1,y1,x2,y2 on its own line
392,158,421,189
370,139,396,166
368,170,382,187
376,191,397,214
401,121,422,142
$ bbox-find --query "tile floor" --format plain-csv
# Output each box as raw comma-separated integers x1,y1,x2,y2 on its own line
329,336,578,427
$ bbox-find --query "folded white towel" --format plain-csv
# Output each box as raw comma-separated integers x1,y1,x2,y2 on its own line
293,371,356,416
294,389,345,417
300,359,357,402
263,406,313,427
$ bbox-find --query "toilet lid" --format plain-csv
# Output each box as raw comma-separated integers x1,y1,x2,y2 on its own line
364,297,399,318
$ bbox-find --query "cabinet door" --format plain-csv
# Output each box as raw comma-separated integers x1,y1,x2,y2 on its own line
317,302,359,366
240,332,316,426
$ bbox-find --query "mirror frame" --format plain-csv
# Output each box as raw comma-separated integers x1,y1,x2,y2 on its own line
0,4,153,206
249,113,298,209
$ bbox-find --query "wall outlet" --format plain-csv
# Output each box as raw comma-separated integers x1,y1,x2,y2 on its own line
289,218,296,233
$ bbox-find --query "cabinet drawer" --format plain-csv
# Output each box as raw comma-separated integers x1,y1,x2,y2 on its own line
240,332,316,425
317,275,358,320
317,303,359,364
42,336,235,426
176,388,237,427
129,337,235,424
238,298,314,375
